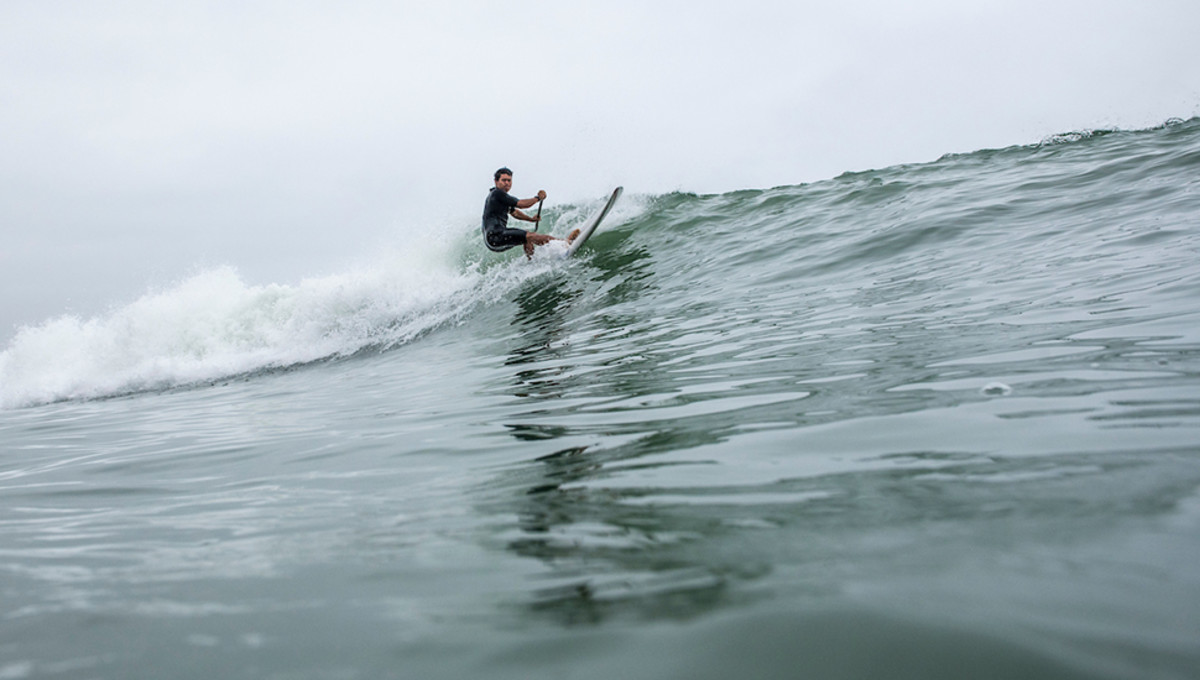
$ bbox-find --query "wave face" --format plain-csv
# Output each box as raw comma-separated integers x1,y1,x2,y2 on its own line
2,119,1200,679
6,119,1197,409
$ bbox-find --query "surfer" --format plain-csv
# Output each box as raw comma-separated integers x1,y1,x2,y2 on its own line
482,167,577,258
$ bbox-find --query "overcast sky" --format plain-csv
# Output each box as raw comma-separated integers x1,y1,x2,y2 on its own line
2,0,1198,335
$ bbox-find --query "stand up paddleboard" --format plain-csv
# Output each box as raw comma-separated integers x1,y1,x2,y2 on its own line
563,187,623,258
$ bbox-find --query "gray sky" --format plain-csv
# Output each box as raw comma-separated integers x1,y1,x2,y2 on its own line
2,0,1198,335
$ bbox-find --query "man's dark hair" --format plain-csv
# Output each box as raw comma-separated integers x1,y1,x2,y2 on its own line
494,167,513,181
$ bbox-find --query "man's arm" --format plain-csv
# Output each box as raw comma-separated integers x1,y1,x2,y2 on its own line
515,190,547,209
510,208,539,223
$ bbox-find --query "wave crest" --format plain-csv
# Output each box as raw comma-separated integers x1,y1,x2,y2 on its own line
0,259,475,408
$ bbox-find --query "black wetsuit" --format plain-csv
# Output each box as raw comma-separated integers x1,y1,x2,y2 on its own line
481,187,528,252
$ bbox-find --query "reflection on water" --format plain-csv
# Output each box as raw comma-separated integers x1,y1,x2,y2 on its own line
495,440,761,626
494,247,753,625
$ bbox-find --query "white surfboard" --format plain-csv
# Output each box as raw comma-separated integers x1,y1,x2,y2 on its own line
564,187,623,258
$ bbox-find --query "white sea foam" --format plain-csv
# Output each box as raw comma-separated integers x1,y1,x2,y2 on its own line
0,244,483,409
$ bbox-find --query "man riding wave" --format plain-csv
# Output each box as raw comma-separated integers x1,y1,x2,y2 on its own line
482,167,577,258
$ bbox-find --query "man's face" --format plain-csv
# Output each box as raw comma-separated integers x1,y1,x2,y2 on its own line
495,174,513,192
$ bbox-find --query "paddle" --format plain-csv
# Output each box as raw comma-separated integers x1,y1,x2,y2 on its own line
532,197,544,232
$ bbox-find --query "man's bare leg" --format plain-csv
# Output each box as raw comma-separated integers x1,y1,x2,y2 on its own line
524,232,553,258
522,229,582,259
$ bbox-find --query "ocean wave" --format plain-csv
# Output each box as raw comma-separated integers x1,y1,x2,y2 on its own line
4,118,1197,409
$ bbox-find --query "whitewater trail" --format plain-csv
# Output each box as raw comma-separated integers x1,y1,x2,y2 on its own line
0,192,648,409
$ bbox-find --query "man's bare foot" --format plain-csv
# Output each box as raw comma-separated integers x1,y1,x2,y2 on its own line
567,228,581,244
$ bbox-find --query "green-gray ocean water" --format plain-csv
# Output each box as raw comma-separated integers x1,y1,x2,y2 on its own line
3,119,1199,679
